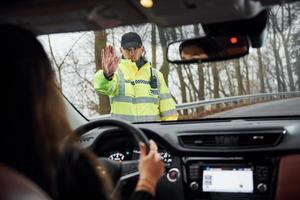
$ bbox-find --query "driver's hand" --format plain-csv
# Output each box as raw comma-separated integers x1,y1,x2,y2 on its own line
136,140,164,196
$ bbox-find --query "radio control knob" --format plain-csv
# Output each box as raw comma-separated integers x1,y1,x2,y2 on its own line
257,183,267,192
189,181,199,190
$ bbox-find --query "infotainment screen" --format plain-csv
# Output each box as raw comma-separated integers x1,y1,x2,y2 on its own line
202,167,254,193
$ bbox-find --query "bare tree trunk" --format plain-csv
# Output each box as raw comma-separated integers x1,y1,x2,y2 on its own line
278,54,287,91
206,66,212,99
280,34,295,91
242,58,251,94
194,24,205,101
225,65,235,96
95,31,110,114
151,23,157,68
176,66,188,115
219,78,229,97
295,50,300,91
186,81,194,102
270,5,295,91
257,48,266,93
234,60,244,95
265,73,273,93
212,63,220,98
272,28,283,92
198,66,205,100
294,33,300,90
177,67,187,103
158,27,170,84
183,65,200,98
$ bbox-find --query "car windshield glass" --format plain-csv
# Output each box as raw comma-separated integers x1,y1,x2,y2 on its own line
38,2,300,122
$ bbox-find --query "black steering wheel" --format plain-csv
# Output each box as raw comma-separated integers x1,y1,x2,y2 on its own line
75,118,150,198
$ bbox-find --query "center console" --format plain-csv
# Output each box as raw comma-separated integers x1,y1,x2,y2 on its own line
182,157,279,200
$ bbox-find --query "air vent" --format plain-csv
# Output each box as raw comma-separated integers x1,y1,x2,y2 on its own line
178,129,285,148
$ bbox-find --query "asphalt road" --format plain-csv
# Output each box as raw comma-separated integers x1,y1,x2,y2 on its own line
205,97,300,118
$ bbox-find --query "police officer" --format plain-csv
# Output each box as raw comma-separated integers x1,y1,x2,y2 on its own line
93,32,178,122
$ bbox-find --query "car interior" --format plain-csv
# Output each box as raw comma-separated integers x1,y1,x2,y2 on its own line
1,0,300,200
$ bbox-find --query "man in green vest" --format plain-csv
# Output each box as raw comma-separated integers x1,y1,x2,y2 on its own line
93,32,178,122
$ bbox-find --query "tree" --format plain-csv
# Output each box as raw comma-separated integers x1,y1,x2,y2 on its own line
242,57,251,94
293,31,300,90
257,48,266,93
270,24,284,92
193,24,205,101
151,23,157,68
94,30,110,114
211,63,220,98
270,5,296,91
158,26,170,84
234,60,244,95
47,33,86,91
224,63,235,96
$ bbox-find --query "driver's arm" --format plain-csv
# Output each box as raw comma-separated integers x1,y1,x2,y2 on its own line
133,140,164,198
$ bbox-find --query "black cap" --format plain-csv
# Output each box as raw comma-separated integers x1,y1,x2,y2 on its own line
121,32,142,49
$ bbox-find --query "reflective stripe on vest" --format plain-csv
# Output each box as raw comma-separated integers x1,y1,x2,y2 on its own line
112,96,159,104
159,93,172,100
118,69,125,95
160,109,178,117
111,114,160,122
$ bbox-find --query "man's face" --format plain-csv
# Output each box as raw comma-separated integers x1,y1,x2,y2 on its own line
120,46,144,62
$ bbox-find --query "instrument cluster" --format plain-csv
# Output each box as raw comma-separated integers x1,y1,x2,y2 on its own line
107,147,173,166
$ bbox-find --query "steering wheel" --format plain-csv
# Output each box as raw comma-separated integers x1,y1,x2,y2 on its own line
75,118,150,198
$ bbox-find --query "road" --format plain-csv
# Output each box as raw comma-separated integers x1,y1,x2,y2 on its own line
205,97,300,118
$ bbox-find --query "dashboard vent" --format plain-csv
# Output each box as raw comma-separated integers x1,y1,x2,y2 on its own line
178,129,285,148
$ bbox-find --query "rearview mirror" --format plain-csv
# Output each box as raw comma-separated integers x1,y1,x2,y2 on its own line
167,35,249,64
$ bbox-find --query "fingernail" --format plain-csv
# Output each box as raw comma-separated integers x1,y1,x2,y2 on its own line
139,142,145,146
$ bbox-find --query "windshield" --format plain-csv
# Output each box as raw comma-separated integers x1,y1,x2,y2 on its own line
38,3,300,122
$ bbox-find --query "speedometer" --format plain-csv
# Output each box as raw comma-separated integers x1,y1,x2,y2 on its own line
108,152,125,161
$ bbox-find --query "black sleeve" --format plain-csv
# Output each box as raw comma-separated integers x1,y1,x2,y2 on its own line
57,145,107,200
130,190,154,200
57,145,154,200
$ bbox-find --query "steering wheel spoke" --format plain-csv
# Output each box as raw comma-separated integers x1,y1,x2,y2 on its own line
121,160,139,176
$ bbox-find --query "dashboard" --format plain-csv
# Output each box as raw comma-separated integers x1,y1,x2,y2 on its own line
106,148,172,166
79,118,300,200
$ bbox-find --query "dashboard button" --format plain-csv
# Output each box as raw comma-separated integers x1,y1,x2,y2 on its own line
167,168,180,182
257,183,267,193
189,181,199,190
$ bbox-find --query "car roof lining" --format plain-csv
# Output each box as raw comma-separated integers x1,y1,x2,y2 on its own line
0,0,297,35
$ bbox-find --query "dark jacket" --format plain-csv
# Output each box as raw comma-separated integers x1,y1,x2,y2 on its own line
56,145,153,200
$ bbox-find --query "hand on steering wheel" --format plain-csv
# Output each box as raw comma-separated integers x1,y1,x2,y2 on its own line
75,119,164,198
136,140,164,196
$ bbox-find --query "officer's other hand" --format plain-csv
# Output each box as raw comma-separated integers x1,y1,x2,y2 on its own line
101,45,119,77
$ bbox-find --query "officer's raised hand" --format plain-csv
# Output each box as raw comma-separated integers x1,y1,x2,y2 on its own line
101,45,119,78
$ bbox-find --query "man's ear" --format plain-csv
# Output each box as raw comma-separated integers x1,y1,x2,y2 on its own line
120,47,124,54
141,45,145,52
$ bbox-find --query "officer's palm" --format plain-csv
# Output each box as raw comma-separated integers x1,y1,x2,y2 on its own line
101,45,119,76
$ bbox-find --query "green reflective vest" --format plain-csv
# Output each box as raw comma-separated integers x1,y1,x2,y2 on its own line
93,59,178,122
